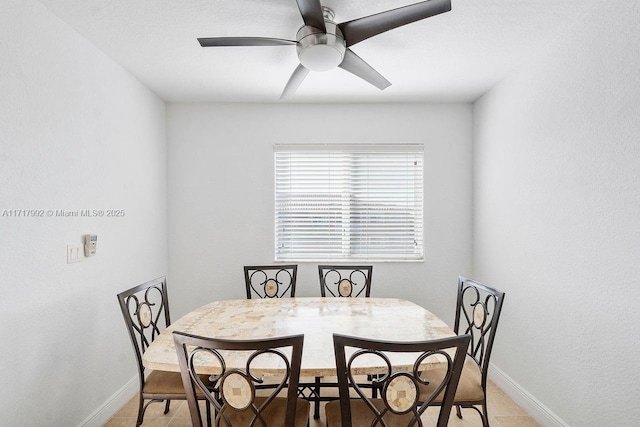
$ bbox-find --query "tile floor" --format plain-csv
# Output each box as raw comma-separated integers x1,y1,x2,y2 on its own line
105,380,539,426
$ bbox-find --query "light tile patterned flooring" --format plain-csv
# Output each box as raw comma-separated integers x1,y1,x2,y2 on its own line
105,380,539,426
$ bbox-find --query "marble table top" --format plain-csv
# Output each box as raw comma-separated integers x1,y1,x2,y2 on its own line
142,297,455,377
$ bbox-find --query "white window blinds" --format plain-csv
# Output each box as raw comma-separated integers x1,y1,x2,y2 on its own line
274,144,424,261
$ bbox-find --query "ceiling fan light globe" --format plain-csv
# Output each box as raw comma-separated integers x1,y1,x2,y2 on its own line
299,45,344,72
296,23,346,72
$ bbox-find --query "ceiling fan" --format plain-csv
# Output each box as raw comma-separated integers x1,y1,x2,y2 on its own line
198,0,452,99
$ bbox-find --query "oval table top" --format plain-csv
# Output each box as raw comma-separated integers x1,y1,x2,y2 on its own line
142,297,455,377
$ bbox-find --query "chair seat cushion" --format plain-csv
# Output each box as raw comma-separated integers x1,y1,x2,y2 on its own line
325,399,419,427
143,370,213,396
418,355,484,403
222,397,310,427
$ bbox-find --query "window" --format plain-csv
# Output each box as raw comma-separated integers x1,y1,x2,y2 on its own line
274,144,424,261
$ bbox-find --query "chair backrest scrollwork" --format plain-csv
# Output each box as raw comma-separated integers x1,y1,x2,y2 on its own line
117,277,170,383
173,332,304,427
455,276,505,388
333,333,471,427
244,265,298,299
318,265,373,298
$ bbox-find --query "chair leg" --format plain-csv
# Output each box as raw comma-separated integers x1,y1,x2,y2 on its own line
313,376,321,419
141,399,168,426
164,399,171,414
480,401,490,427
205,400,212,427
459,404,490,427
136,394,144,427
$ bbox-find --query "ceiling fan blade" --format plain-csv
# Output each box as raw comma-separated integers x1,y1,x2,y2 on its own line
281,64,310,99
338,49,391,90
338,0,451,47
198,37,296,47
295,0,326,32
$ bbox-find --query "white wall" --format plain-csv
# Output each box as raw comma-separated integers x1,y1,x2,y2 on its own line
167,103,473,323
473,3,640,426
0,1,167,425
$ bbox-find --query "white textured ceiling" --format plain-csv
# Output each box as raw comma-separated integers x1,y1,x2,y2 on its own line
37,0,600,103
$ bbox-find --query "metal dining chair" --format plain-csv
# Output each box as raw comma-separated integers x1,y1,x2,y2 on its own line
173,331,310,427
417,276,505,427
326,333,471,427
117,277,211,426
243,265,298,299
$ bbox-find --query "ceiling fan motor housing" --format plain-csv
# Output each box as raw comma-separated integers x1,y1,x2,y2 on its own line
296,21,346,72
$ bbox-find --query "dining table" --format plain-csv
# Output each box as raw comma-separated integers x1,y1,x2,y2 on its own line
142,296,455,377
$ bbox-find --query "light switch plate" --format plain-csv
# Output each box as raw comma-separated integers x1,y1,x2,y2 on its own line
67,244,84,264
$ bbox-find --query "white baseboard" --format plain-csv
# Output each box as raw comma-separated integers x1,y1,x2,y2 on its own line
78,375,138,427
489,363,569,427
